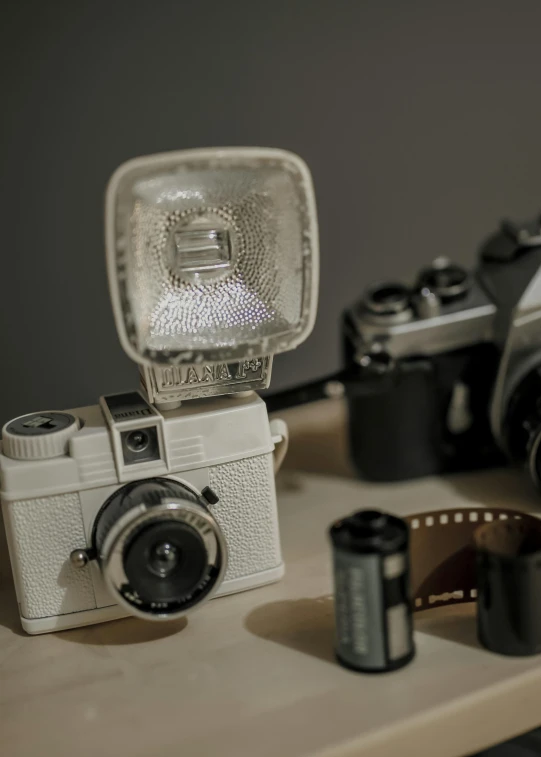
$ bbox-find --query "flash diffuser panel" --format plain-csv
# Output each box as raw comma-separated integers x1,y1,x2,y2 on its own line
106,147,319,367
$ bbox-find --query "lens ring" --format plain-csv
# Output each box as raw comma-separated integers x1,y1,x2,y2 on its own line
97,490,227,622
126,430,150,453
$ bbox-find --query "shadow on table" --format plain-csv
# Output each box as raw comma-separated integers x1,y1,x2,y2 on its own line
471,727,541,756
444,467,539,514
272,398,355,480
246,595,484,660
415,603,480,650
0,575,187,645
0,583,26,636
58,615,188,646
245,595,336,664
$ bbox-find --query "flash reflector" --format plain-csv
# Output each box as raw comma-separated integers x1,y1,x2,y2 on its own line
106,147,319,373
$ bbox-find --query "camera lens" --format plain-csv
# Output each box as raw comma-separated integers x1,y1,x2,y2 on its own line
149,541,179,577
126,430,149,453
93,478,227,620
124,521,209,605
417,262,470,302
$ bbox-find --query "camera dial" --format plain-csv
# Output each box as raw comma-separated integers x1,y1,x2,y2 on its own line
363,283,411,316
2,412,80,460
361,283,414,325
416,259,470,303
93,478,227,620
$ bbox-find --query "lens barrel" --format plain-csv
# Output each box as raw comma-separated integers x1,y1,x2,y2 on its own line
93,478,227,620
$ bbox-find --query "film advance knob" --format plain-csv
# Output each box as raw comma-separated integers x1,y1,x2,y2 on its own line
2,412,80,460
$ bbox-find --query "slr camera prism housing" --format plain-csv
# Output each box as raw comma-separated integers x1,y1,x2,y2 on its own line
1,147,319,634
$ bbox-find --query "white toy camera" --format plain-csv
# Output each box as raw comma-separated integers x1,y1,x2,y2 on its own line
0,147,319,634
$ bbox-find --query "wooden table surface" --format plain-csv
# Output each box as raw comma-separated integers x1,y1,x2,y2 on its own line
2,399,541,757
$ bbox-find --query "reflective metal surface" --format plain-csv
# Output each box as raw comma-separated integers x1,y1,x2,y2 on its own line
490,264,541,444
348,282,496,360
106,148,318,366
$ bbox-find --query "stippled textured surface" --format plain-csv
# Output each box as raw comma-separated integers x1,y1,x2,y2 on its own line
113,152,315,363
5,493,96,618
209,453,281,581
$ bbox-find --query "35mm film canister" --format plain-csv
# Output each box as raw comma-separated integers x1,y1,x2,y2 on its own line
475,517,541,656
329,509,415,673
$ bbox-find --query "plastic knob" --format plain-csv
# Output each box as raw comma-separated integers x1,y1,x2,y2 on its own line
2,412,79,460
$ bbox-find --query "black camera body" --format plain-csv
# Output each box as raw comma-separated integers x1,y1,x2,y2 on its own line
341,312,503,482
267,215,541,486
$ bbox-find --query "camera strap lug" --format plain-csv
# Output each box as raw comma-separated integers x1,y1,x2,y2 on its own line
270,418,289,474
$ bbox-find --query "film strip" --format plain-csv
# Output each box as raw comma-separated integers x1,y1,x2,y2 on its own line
405,508,539,613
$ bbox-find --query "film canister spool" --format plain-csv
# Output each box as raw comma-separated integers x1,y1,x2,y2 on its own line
329,509,415,673
475,517,541,656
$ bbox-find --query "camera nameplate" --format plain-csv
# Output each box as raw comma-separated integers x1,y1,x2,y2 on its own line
141,356,273,404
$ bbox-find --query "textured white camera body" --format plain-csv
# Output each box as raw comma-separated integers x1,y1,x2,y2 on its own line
0,392,286,634
0,145,318,636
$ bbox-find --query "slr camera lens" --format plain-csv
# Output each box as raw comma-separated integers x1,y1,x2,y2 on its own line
93,478,227,620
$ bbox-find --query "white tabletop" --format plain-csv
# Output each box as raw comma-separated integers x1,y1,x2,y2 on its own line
2,400,541,757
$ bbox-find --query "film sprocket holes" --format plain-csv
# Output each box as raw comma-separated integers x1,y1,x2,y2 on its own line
0,147,319,635
405,507,541,657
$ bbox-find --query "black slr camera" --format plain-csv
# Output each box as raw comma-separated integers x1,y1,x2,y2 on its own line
267,215,541,485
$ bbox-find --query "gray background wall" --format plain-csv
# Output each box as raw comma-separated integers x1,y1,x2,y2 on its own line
1,0,540,423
